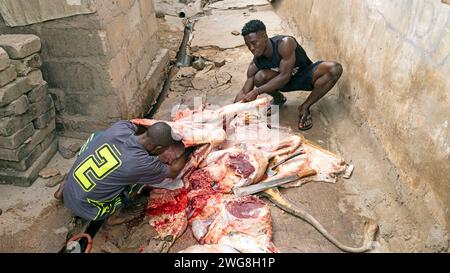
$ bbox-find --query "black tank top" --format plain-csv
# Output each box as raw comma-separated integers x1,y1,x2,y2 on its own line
253,35,313,71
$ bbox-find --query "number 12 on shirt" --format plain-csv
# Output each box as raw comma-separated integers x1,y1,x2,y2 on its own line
73,144,122,192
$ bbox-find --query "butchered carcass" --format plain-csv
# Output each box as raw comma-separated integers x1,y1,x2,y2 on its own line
139,98,370,253
195,135,303,193
188,193,278,253
143,144,215,252
132,118,226,147
147,188,189,242
271,141,353,188
132,97,271,147
227,111,353,187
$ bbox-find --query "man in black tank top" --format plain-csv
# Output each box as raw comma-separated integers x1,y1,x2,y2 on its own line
234,20,343,131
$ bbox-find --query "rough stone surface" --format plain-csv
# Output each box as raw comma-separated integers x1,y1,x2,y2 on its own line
100,242,120,253
27,82,48,104
48,88,65,113
231,30,240,36
0,48,10,71
0,139,57,187
154,0,203,18
33,108,55,129
0,144,41,172
191,9,291,50
40,130,56,152
39,166,60,179
56,114,108,140
207,0,270,10
0,35,41,59
0,119,55,162
0,122,34,149
44,173,65,188
25,70,44,89
29,94,54,118
191,67,232,90
0,66,17,88
0,95,29,117
58,137,84,159
214,58,226,68
11,53,42,76
192,58,206,71
0,77,33,107
0,0,97,27
123,48,169,119
0,94,53,137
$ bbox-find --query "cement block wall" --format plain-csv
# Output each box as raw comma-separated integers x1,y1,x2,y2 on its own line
0,0,168,140
0,34,57,187
276,0,450,232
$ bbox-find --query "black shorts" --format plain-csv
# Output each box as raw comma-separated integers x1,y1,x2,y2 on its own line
280,61,323,92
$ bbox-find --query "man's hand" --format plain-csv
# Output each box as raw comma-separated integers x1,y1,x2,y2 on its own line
234,91,246,103
159,142,185,165
235,62,258,103
243,89,259,102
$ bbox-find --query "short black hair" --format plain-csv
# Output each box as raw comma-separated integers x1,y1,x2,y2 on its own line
242,20,266,36
146,122,178,147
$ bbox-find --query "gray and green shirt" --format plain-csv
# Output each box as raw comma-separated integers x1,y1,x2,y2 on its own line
63,121,169,221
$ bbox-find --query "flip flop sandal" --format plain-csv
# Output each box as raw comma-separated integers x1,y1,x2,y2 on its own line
298,113,313,131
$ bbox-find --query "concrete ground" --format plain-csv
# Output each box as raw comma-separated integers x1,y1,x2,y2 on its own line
1,0,447,253
0,153,78,252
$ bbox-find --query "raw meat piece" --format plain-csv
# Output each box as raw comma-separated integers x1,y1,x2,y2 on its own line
189,195,278,253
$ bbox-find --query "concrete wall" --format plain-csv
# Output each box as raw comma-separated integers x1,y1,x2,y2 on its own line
0,0,168,139
276,0,450,232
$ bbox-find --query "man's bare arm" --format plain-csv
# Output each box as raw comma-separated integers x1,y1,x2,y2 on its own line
234,62,259,102
255,37,296,95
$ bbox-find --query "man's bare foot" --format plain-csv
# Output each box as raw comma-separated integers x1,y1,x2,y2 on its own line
298,106,313,131
54,180,65,201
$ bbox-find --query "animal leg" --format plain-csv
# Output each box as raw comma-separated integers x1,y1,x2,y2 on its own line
260,188,378,253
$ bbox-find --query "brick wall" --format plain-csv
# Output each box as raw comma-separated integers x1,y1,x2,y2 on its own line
0,35,57,186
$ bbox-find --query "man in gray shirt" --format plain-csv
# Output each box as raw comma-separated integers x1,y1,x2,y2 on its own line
58,121,187,225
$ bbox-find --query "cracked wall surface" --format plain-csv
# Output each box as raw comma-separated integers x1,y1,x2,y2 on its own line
276,0,450,239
